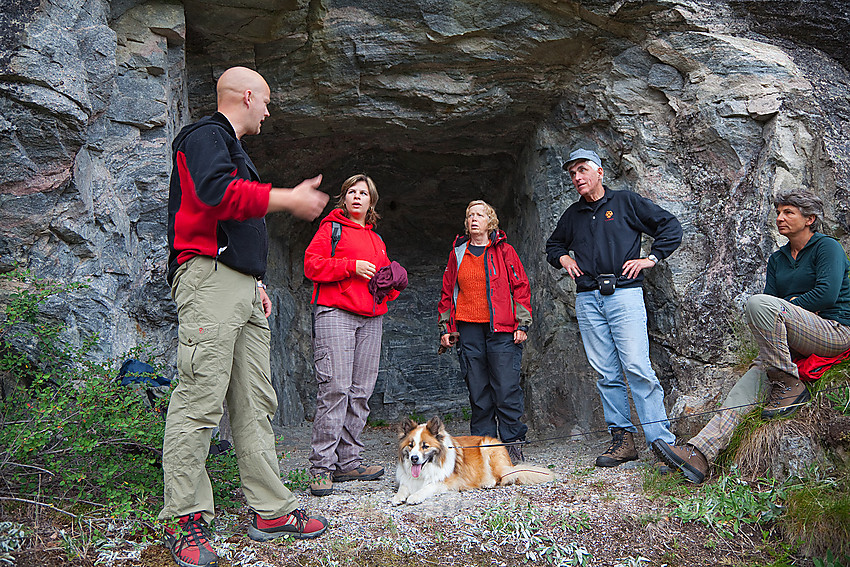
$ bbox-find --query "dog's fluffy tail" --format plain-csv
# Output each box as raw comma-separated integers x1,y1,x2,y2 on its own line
498,464,555,486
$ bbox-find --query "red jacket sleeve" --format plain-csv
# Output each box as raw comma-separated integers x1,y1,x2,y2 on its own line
304,223,356,283
437,250,457,334
178,126,270,221
505,245,532,327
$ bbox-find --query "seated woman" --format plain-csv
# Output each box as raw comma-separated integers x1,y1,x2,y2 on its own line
653,189,850,483
437,200,532,464
304,174,401,496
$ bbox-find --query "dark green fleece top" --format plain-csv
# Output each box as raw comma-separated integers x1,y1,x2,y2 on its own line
765,232,850,326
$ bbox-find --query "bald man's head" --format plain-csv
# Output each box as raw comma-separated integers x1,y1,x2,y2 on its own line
215,66,271,139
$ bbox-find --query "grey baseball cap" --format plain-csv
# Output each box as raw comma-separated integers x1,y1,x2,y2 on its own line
562,148,602,171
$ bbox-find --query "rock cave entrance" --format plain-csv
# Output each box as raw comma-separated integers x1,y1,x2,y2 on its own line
257,137,530,425
179,0,623,428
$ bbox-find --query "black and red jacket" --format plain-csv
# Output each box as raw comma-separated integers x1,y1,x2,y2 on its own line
438,230,532,335
166,112,271,285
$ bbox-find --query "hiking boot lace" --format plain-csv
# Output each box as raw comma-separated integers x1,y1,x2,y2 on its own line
176,516,213,554
289,509,308,533
603,431,625,455
766,381,791,408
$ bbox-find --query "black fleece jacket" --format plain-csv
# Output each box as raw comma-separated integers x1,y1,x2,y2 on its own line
545,187,682,292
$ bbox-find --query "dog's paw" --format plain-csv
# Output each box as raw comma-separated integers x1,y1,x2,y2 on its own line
405,493,427,505
391,495,406,506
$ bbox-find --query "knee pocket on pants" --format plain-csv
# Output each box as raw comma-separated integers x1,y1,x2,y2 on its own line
314,347,332,385
177,323,221,382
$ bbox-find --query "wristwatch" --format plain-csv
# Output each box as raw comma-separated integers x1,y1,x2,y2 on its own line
257,281,267,289
647,254,659,265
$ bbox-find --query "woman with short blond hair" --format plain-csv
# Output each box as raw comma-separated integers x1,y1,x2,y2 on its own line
437,200,533,463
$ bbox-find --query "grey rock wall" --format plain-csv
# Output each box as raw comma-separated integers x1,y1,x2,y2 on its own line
2,0,848,436
1,0,185,363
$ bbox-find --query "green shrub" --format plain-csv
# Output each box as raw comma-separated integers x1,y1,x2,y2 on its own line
284,468,312,491
0,268,241,521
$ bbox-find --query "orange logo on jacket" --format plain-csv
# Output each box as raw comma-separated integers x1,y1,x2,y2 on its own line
605,210,614,220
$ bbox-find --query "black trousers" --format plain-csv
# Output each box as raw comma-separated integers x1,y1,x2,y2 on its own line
457,322,528,443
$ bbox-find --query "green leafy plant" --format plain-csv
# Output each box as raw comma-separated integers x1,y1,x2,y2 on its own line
558,510,591,532
671,467,785,539
0,521,29,565
0,269,241,529
284,468,312,491
813,549,850,567
466,499,592,566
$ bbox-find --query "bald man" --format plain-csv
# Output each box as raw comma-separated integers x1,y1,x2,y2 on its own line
162,66,330,567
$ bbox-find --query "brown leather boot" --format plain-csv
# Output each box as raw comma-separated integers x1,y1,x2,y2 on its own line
595,428,638,467
761,369,810,419
652,440,709,484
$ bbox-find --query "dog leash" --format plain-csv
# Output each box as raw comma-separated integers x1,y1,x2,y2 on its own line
448,383,848,450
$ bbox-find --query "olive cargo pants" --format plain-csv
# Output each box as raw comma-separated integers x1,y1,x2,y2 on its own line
159,256,297,523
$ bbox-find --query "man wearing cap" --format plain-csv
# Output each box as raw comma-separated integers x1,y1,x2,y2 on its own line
545,149,682,468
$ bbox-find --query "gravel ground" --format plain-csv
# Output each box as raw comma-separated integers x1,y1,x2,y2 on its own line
125,421,787,567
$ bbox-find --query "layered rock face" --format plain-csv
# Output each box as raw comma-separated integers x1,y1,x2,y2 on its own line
2,0,848,434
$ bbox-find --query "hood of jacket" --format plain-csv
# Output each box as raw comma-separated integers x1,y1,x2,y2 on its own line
320,207,374,231
451,229,507,249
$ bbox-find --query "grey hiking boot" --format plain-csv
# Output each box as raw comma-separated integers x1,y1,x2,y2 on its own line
506,440,525,464
595,428,638,467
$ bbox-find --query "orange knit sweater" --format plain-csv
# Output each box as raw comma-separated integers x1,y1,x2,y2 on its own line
454,249,490,323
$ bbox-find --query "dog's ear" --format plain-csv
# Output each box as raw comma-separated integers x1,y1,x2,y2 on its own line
398,417,417,438
425,416,444,436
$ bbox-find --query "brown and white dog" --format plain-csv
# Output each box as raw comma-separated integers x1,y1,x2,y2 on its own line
392,416,555,505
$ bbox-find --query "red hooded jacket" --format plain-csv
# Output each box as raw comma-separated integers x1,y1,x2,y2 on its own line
305,208,398,317
438,230,532,335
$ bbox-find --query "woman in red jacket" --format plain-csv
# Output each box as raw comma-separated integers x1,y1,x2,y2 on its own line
438,200,532,464
304,174,399,497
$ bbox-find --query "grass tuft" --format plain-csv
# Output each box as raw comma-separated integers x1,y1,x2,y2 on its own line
781,464,850,557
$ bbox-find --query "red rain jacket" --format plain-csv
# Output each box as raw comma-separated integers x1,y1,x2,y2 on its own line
438,230,532,335
305,208,398,317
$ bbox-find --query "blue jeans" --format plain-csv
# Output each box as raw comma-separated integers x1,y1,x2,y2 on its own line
575,287,674,446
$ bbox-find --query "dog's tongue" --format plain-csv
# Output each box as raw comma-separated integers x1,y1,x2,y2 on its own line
411,463,422,478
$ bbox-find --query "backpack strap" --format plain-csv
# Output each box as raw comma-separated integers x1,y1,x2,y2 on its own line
331,221,342,257
314,221,344,306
